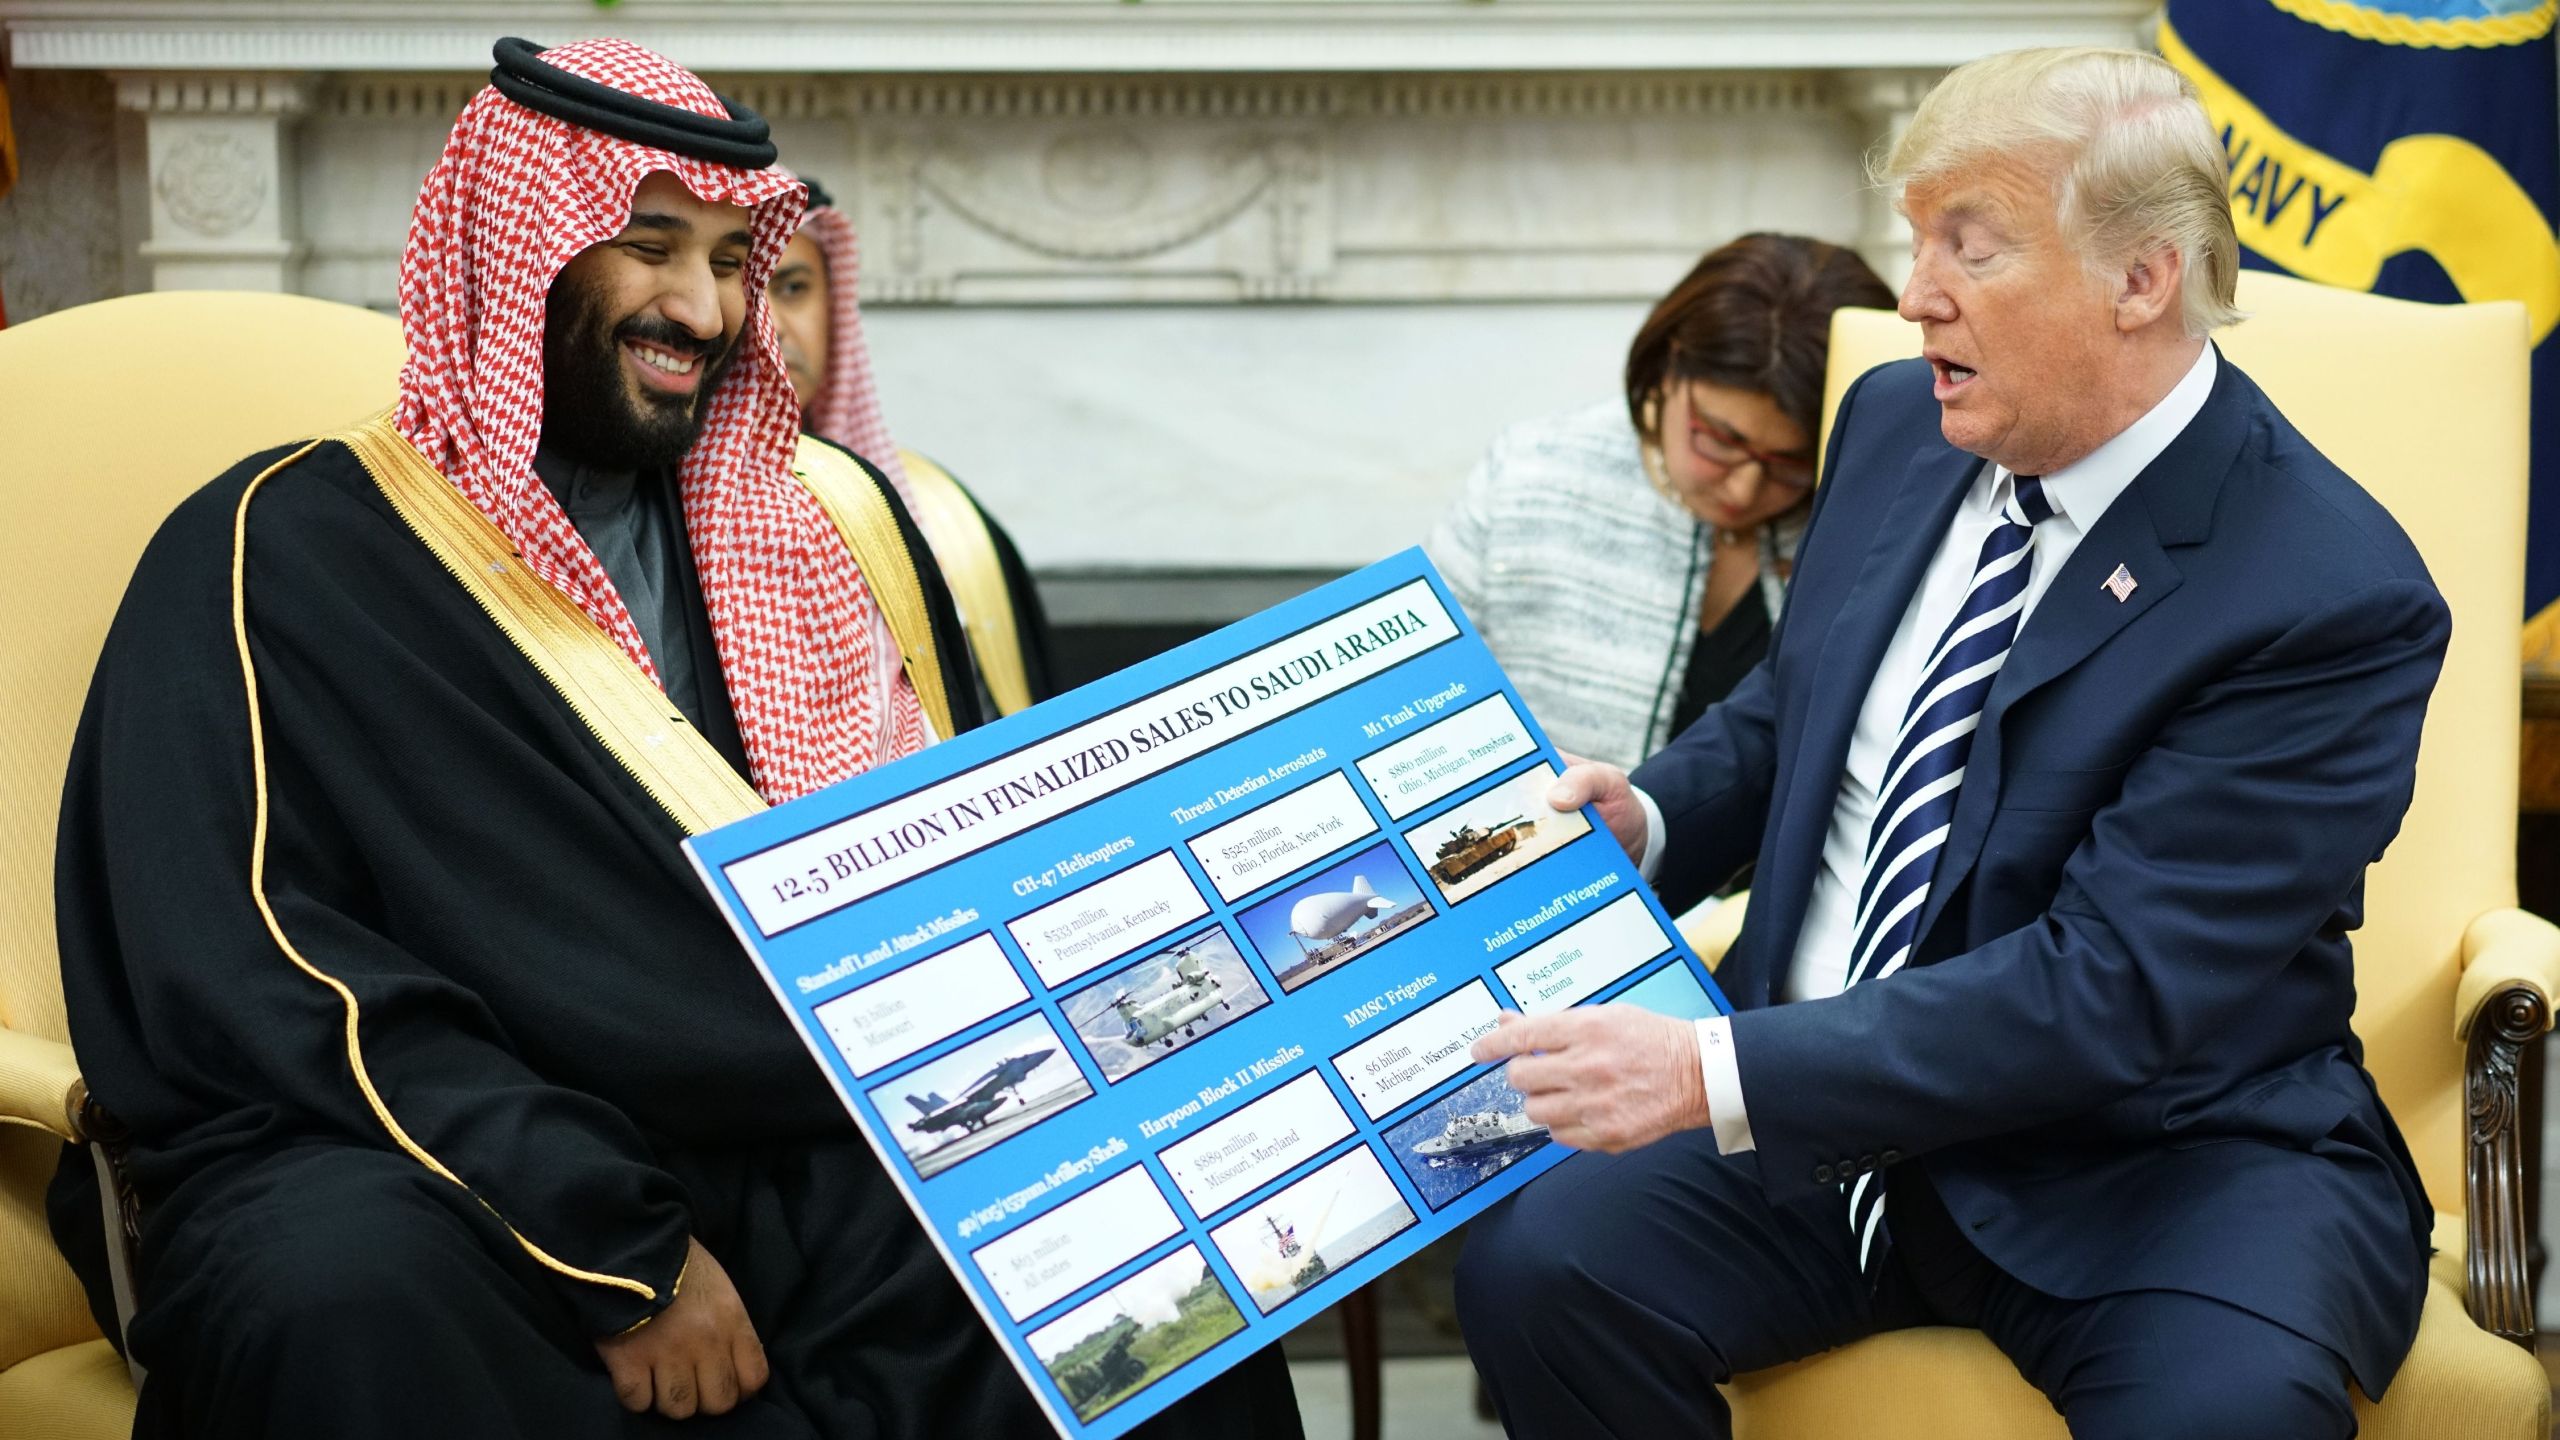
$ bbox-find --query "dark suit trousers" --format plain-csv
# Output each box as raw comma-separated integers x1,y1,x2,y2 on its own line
1457,1129,2357,1439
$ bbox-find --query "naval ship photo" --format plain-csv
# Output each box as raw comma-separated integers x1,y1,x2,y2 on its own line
1383,1069,1557,1209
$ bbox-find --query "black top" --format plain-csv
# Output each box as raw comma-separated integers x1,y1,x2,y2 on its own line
1666,583,1773,742
532,447,749,771
34,439,1329,1438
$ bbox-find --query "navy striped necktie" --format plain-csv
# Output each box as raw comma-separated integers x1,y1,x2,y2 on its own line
1844,471,2052,1278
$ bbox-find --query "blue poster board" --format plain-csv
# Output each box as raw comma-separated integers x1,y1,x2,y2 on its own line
686,550,1730,1438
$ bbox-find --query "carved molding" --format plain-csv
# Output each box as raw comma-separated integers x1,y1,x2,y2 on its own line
119,71,309,287
153,130,268,236
113,70,310,116
2464,982,2545,1347
289,72,1854,128
923,133,1274,262
277,63,1877,306
80,64,1935,307
826,76,1344,123
858,112,1334,303
322,75,480,122
1838,67,1944,288
811,73,1837,121
1355,72,1833,118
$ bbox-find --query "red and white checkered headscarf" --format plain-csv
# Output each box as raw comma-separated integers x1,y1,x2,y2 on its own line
793,198,913,509
393,38,927,802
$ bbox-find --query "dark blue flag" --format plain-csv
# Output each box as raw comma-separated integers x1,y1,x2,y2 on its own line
2160,0,2560,643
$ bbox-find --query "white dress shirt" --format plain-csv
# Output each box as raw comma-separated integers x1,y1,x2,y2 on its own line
1644,343,2220,1154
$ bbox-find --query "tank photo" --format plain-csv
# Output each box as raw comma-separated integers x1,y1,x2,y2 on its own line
1402,761,1594,905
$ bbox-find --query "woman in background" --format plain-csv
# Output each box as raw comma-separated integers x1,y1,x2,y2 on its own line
1428,233,1895,769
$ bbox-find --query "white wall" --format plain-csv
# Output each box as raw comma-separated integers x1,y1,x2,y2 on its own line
865,300,1643,573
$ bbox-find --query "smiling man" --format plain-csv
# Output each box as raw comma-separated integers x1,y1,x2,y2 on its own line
48,37,1296,1440
1455,47,2443,1439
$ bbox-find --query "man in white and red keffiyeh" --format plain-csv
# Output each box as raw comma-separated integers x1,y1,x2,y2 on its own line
49,37,1297,1439
770,177,1060,714
767,177,909,505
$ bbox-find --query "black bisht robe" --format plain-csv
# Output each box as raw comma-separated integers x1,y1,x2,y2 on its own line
47,435,1299,1438
830,439,1063,713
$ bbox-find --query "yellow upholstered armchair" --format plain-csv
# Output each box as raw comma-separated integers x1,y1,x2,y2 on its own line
1697,272,2557,1438
0,292,409,1437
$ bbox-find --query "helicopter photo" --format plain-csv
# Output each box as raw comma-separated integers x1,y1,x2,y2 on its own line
1062,929,1273,1082
1109,937,1235,1049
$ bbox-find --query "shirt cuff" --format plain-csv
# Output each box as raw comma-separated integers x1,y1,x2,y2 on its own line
1695,1016,1755,1154
1634,785,1667,881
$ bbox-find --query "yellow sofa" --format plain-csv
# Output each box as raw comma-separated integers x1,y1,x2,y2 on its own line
1705,272,2557,1438
0,291,410,1438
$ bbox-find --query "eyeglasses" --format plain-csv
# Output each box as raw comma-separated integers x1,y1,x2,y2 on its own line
1683,401,1816,491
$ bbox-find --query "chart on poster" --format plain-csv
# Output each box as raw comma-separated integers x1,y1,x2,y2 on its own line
687,550,1731,1439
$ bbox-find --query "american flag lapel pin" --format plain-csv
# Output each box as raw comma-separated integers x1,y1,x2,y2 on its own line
2101,564,2138,603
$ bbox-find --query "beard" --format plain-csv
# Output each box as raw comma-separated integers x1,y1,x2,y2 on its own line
538,271,740,473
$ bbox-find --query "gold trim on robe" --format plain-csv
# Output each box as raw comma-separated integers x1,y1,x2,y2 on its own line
790,434,959,743
228,420,964,1321
232,434,674,1308
339,414,768,836
897,447,1036,718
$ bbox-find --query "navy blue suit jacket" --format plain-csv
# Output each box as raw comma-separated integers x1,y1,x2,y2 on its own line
1629,355,2444,1394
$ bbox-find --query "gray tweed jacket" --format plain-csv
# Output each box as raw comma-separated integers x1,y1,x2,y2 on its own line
1425,400,1797,771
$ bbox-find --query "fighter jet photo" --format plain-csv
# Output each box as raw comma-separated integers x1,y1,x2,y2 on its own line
866,1012,1095,1179
904,1046,1057,1135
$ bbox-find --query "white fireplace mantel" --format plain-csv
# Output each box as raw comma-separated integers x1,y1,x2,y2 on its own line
9,2,2154,75
1,0,2151,575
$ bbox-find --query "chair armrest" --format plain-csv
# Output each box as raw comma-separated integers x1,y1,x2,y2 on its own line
2457,907,2560,1042
1676,891,1751,975
0,1027,85,1144
2454,907,2557,1347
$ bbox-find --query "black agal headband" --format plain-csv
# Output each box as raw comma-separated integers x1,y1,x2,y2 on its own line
489,37,777,170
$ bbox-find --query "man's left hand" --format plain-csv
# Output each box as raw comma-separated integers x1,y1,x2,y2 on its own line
1470,1006,1709,1153
595,1237,769,1420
